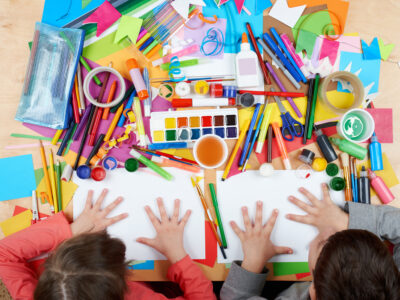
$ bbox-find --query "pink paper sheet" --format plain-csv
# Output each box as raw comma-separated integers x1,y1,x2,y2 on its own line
366,108,393,143
82,1,121,37
319,38,340,65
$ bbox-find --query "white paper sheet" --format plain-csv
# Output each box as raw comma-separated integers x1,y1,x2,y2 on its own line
268,0,306,28
73,168,205,261
216,170,345,263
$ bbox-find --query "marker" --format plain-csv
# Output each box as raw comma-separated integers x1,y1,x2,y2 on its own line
306,73,320,139
255,101,274,154
148,142,194,150
239,103,261,166
117,90,135,127
172,98,236,108
56,160,62,212
209,183,227,248
129,149,173,181
126,58,149,101
243,110,264,171
133,97,147,146
270,28,307,83
280,33,310,78
272,122,291,170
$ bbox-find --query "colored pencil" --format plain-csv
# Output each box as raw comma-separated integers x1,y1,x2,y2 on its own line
243,109,264,171
209,183,227,248
267,124,273,163
52,129,63,145
104,104,124,142
77,62,85,110
73,106,95,170
38,141,54,213
102,81,117,120
48,149,58,213
306,73,321,139
56,160,62,211
239,103,261,166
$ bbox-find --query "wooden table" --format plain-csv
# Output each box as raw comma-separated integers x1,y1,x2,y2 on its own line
0,0,399,282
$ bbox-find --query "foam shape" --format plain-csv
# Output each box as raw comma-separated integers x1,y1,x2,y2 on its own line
82,1,122,37
361,37,381,60
378,38,395,61
269,0,306,28
114,15,143,44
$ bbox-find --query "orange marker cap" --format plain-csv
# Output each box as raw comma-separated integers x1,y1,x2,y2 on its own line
242,32,248,44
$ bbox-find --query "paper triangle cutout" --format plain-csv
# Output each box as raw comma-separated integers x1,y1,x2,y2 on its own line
361,37,381,60
114,15,143,44
319,38,340,65
234,0,246,13
82,0,92,9
378,38,395,61
171,0,205,19
82,1,122,37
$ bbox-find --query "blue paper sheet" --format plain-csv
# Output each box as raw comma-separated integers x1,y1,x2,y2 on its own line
0,155,37,201
128,260,155,270
202,0,264,53
361,37,381,60
338,52,381,95
255,0,272,15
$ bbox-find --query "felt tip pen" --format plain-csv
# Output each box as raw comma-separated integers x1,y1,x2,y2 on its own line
143,67,152,117
172,98,236,108
270,28,307,83
255,102,274,153
243,108,264,171
239,103,261,166
237,90,305,97
306,73,320,139
209,183,228,248
151,156,201,173
148,142,194,150
129,149,173,181
272,122,291,170
152,44,200,66
280,33,310,78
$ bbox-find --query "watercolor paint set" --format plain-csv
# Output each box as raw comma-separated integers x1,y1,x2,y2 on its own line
150,108,239,143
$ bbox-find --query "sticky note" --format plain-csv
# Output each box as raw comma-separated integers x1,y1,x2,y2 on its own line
361,37,381,60
0,155,36,201
378,38,395,61
0,210,32,236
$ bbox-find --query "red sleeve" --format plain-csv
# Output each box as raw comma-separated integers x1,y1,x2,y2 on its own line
0,212,72,300
167,255,216,300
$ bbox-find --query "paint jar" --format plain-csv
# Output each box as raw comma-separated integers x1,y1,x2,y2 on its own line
312,157,327,172
193,134,228,169
158,83,174,99
237,93,255,107
223,86,237,98
194,80,209,95
337,108,375,143
330,177,345,191
77,165,91,179
295,164,313,179
91,166,106,181
125,158,139,172
326,163,339,177
210,83,224,97
175,82,191,97
298,149,315,165
103,156,118,171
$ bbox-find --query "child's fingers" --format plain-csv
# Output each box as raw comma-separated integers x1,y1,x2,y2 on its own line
156,198,169,222
106,213,128,227
136,237,157,249
263,209,279,236
288,196,316,214
241,207,252,231
321,184,333,204
102,197,123,216
254,201,263,230
274,245,293,255
230,221,244,239
172,199,180,223
93,189,108,210
298,187,319,206
145,205,161,228
84,190,94,211
179,210,191,227
286,213,312,225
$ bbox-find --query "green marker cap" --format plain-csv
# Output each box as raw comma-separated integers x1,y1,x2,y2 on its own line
125,158,139,172
330,177,345,191
326,163,339,177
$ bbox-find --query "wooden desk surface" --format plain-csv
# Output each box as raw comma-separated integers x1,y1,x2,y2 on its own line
0,0,400,282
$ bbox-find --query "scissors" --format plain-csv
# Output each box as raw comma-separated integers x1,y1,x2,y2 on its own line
273,94,303,141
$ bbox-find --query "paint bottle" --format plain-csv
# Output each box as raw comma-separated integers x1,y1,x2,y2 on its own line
315,129,337,162
235,33,260,88
298,149,315,165
368,168,395,204
126,58,149,101
329,137,367,160
358,166,370,204
369,132,383,171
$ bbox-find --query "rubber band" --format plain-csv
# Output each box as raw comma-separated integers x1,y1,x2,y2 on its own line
168,56,186,82
200,28,225,56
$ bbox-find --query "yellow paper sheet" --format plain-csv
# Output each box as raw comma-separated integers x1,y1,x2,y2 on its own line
36,176,78,211
357,153,399,197
0,210,32,236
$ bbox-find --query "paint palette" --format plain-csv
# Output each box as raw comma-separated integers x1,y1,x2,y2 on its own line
150,108,239,143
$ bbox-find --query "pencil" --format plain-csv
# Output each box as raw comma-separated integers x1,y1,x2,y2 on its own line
102,81,117,120
38,141,54,213
56,160,62,211
303,78,315,144
209,183,227,248
51,129,63,145
267,125,273,163
104,104,124,142
222,120,250,181
77,62,85,110
74,75,82,113
48,149,58,213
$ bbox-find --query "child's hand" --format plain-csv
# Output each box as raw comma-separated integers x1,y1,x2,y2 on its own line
71,189,128,236
286,184,349,233
137,198,191,264
230,201,293,274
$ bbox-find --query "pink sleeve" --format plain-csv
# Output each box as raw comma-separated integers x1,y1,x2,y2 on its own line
0,213,72,300
167,255,216,300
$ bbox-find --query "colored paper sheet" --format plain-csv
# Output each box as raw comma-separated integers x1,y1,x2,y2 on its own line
114,15,143,44
13,206,50,220
296,272,311,279
319,38,339,65
287,0,349,35
152,96,173,112
83,1,122,37
226,147,243,179
194,222,218,267
296,29,317,58
269,0,306,28
203,0,263,53
338,52,381,95
292,10,332,42
361,37,381,60
82,0,93,9
0,155,36,201
128,260,155,270
172,0,206,19
273,262,309,276
184,17,227,59
357,153,399,197
0,210,32,236
366,108,393,143
255,0,272,15
234,0,246,14
378,38,395,61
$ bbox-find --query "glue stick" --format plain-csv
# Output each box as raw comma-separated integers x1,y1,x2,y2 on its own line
126,58,149,101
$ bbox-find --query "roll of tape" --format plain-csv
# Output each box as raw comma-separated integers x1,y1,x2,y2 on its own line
175,82,191,97
318,71,364,115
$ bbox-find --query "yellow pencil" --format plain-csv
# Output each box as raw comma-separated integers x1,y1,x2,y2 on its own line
222,119,251,181
38,141,54,213
48,149,58,213
74,75,82,112
104,104,124,142
51,129,63,145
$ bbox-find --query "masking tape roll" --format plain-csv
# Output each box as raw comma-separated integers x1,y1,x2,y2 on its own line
318,71,364,115
175,82,191,97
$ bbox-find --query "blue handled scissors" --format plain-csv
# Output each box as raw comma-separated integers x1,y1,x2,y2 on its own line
273,95,303,141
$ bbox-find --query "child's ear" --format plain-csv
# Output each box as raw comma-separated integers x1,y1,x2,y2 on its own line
309,282,316,300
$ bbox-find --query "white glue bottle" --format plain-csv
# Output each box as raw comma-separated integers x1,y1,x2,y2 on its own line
235,33,260,88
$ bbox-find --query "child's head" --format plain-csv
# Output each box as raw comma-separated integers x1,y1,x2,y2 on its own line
34,231,128,300
308,229,400,300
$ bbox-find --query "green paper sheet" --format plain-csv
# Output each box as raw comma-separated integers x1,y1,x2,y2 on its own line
82,0,92,9
114,15,143,44
273,262,310,276
292,11,332,42
378,38,395,61
295,29,317,58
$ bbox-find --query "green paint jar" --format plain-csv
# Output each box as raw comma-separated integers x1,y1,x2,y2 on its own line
337,109,375,143
330,177,345,191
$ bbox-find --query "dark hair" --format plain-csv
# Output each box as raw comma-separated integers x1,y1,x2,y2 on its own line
314,229,400,300
34,231,128,300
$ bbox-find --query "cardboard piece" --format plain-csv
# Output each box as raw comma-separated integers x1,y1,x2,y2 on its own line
378,38,395,61
361,37,381,60
83,1,122,37
269,0,306,28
